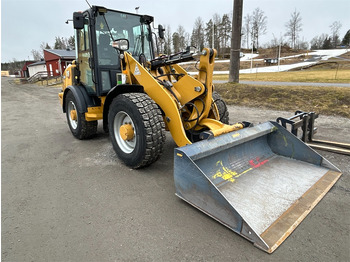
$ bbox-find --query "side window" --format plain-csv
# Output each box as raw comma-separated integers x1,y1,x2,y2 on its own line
84,23,90,50
78,23,90,52
77,18,95,94
132,25,152,60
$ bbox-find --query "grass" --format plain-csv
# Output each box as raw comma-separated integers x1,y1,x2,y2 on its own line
213,69,350,83
215,83,350,118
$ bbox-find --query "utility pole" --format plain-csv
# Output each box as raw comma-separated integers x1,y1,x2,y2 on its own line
229,0,243,83
278,33,282,72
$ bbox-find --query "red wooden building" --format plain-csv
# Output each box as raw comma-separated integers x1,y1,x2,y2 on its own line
20,61,35,78
43,49,76,77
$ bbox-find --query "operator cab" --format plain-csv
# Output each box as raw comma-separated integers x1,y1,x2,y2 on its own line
73,6,155,96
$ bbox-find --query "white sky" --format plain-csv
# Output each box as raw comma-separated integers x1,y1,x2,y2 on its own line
1,0,349,62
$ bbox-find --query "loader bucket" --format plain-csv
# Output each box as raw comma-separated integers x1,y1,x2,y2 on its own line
174,121,341,253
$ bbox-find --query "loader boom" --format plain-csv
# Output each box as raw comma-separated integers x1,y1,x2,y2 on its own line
120,49,244,147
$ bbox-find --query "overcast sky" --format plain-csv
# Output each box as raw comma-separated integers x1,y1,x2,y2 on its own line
1,0,349,63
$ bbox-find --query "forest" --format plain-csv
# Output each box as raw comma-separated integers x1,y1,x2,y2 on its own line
2,7,349,74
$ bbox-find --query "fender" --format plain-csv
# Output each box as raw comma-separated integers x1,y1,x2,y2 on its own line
103,84,144,132
62,85,98,113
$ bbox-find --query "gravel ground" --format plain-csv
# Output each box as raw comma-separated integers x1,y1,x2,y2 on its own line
2,78,349,261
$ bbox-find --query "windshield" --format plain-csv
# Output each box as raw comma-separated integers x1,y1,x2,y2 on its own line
95,10,154,65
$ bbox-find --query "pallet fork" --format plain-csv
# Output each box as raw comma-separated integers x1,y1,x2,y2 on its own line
277,111,350,155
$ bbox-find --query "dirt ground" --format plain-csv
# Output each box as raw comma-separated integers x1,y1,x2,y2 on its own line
1,78,349,261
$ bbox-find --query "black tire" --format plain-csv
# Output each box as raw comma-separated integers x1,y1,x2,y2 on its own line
212,91,229,124
65,91,97,139
108,93,166,168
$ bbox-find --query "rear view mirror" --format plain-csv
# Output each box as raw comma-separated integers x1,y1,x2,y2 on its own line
158,24,165,39
112,39,129,51
73,12,84,29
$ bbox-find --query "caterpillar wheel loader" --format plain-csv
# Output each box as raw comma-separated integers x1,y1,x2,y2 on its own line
59,6,342,253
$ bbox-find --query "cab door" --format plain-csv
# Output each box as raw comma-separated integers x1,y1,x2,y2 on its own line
76,15,96,94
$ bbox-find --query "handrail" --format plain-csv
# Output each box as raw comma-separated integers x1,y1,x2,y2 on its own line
28,71,48,82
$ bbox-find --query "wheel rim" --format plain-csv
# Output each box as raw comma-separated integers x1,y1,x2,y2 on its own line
114,111,136,154
67,101,78,129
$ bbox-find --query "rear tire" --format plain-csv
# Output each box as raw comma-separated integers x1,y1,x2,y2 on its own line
212,91,229,124
65,91,97,139
108,93,166,168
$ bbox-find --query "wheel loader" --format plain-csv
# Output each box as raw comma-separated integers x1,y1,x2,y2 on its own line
59,6,342,253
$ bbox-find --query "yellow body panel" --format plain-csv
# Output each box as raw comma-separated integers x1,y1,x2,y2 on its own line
172,75,205,105
124,52,191,147
59,61,76,106
85,97,106,121
59,49,242,146
58,92,64,106
122,50,243,147
199,119,244,137
62,61,76,90
60,61,105,122
85,106,103,121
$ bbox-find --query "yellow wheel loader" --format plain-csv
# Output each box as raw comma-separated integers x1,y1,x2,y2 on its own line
59,6,342,253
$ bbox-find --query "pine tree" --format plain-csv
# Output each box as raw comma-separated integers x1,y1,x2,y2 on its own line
322,37,332,49
220,14,231,49
342,29,350,46
205,19,214,48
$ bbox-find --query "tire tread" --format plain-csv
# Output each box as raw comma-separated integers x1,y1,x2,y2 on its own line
110,93,165,168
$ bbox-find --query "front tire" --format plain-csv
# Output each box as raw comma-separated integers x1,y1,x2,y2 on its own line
65,91,97,139
108,93,166,168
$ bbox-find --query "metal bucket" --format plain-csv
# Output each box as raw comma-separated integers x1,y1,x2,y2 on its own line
174,121,341,253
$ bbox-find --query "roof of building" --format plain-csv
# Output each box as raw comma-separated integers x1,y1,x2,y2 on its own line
44,49,76,59
27,60,46,67
21,61,36,71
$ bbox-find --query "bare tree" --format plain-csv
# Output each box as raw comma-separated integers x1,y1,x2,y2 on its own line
251,7,267,50
191,17,205,51
330,21,342,47
67,36,75,50
54,36,67,49
177,25,187,51
184,32,191,47
298,37,309,50
205,19,214,48
164,25,172,55
172,32,180,53
285,9,302,49
268,34,279,48
242,14,251,49
212,13,222,53
30,42,49,60
31,49,43,60
310,34,329,49
40,42,51,50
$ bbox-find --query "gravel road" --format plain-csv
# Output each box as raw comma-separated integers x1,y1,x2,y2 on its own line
2,78,349,261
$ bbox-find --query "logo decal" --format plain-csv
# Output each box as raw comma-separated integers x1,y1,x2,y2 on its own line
134,64,141,75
